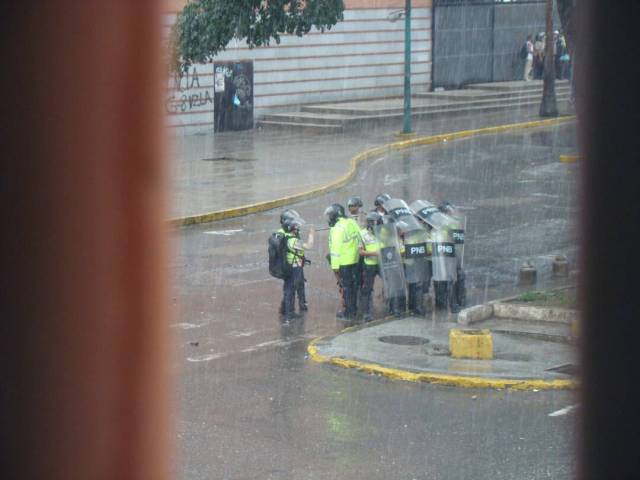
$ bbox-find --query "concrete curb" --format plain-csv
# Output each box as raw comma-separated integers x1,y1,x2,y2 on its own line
171,116,575,227
458,297,578,326
307,338,577,391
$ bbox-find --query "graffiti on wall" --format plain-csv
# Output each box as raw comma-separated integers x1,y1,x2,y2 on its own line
166,65,213,114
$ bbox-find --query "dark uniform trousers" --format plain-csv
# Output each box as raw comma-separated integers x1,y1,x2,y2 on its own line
407,282,424,314
359,264,379,316
283,266,304,316
339,263,358,319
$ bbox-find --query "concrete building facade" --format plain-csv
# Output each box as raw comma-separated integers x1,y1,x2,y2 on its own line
164,0,432,134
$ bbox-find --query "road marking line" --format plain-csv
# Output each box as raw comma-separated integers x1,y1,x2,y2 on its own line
186,353,226,363
548,404,580,417
204,229,244,235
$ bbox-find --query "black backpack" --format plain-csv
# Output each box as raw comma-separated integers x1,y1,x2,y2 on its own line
268,231,292,279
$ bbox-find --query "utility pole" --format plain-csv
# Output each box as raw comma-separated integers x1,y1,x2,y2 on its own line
402,0,413,134
540,0,558,117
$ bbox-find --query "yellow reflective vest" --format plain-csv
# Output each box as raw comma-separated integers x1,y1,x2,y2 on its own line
359,228,380,266
328,217,360,269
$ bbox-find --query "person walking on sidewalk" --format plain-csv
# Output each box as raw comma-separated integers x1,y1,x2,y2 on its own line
533,32,545,79
281,215,314,322
358,211,383,322
523,34,534,81
326,203,361,321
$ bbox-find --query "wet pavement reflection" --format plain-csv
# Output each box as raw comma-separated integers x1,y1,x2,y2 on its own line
172,123,579,479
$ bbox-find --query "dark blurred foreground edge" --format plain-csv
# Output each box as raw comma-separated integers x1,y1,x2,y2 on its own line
578,1,640,479
1,1,640,480
0,2,171,480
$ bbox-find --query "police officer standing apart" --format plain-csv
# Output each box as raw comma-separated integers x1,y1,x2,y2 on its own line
325,203,361,321
358,211,382,322
280,212,314,321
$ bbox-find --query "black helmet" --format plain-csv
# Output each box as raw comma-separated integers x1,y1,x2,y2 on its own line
374,193,391,207
324,203,345,227
285,217,302,234
347,196,363,208
366,211,383,229
280,209,300,226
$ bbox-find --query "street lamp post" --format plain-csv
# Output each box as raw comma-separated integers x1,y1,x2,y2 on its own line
403,0,412,134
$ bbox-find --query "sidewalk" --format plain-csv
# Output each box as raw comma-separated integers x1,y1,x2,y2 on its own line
309,310,578,390
170,94,572,222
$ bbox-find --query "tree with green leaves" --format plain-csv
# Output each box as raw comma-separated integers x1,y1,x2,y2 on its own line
170,0,345,71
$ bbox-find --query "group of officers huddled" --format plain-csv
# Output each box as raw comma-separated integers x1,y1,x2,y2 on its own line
277,194,466,323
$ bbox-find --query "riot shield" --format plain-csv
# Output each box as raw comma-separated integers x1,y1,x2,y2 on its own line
402,227,430,285
410,200,452,231
374,223,406,300
430,227,457,282
446,209,466,269
383,198,423,234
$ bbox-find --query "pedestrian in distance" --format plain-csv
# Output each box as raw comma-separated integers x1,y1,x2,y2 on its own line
278,211,314,322
358,211,383,322
533,32,545,80
522,34,534,81
325,203,361,321
555,32,570,80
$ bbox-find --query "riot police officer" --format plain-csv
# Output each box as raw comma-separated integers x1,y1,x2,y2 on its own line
439,202,467,308
383,198,428,316
373,193,391,214
411,200,460,314
325,204,361,321
347,196,364,224
280,213,314,321
358,211,382,322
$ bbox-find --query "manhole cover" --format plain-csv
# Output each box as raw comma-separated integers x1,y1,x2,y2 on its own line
378,335,430,346
546,363,578,376
201,156,256,162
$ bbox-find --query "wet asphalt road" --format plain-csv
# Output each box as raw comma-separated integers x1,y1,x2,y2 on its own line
172,123,580,479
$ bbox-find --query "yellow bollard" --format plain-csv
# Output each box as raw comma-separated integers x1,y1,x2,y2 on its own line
449,329,494,360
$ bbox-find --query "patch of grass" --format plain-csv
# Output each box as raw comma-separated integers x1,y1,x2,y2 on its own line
513,288,577,309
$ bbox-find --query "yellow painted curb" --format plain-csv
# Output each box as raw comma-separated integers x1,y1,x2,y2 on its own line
307,337,578,391
172,116,576,227
560,154,580,163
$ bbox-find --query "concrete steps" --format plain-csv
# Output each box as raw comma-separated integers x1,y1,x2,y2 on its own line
256,81,572,134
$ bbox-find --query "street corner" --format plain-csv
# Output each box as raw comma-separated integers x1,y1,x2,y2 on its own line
307,314,579,391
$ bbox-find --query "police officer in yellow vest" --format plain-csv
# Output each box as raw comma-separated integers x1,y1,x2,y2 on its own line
358,211,382,322
281,215,314,321
325,203,361,320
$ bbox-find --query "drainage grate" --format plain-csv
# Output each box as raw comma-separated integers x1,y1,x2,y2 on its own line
545,363,578,376
378,335,430,346
201,156,256,162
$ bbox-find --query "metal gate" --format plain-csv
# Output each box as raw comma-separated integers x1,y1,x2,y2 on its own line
432,0,550,89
